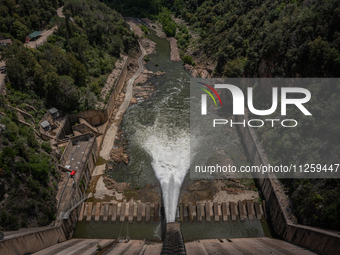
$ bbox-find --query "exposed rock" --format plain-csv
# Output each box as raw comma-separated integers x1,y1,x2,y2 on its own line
125,17,143,37
200,69,210,78
0,124,6,134
140,38,156,55
184,64,194,72
155,71,165,76
110,148,129,164
141,18,166,38
167,37,181,61
130,98,137,104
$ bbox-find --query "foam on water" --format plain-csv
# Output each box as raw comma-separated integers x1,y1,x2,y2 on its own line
135,121,192,223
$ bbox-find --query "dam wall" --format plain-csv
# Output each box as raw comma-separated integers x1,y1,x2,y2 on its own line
0,227,67,255
235,112,340,255
67,56,128,128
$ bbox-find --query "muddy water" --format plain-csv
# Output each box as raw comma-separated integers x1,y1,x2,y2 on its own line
73,30,271,240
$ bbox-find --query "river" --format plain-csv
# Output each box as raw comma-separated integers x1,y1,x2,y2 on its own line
73,30,272,241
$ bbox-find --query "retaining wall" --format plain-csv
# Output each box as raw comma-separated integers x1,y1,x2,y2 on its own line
67,56,128,128
235,113,340,255
105,58,128,119
72,124,102,137
0,73,6,96
0,227,67,255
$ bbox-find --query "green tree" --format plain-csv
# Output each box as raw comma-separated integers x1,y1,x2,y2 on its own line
44,72,60,105
67,53,87,87
12,20,28,41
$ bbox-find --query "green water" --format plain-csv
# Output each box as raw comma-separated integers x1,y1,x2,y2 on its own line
181,218,270,241
73,29,272,240
107,30,191,187
73,218,271,241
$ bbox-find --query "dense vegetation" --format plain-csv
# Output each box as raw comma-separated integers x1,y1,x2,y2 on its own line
101,0,162,17
1,0,137,112
0,0,59,41
250,81,340,230
0,95,58,230
170,0,340,230
170,0,340,78
0,0,137,231
103,0,192,54
158,7,177,37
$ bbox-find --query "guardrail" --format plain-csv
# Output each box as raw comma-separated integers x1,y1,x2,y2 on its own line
59,194,87,220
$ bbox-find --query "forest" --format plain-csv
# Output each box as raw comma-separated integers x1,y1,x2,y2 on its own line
0,0,59,41
0,0,137,230
1,0,137,112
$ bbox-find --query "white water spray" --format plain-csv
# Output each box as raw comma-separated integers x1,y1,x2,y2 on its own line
136,122,192,223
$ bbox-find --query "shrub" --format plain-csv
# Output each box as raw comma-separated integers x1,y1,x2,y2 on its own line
1,147,16,165
29,154,50,184
141,25,149,34
144,55,151,62
182,55,194,65
0,211,19,230
158,8,177,37
15,159,30,174
41,141,52,154
27,128,39,150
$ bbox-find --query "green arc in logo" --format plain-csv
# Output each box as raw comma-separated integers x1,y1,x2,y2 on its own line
197,87,217,106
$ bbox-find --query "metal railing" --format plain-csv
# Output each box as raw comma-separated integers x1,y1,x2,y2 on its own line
58,193,87,220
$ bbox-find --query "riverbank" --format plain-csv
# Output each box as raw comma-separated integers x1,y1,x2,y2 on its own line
86,22,163,205
95,19,258,208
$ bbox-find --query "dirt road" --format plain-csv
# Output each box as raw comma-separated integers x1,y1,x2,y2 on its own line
25,6,64,49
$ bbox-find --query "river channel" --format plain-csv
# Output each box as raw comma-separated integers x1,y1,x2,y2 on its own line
73,30,272,241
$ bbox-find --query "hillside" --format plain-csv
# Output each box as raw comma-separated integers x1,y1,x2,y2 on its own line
105,0,340,231
169,0,340,78
0,0,138,231
173,0,340,231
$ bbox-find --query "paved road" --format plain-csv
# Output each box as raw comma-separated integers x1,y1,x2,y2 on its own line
92,42,146,176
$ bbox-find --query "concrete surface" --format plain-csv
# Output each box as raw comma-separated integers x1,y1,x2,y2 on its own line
31,237,317,255
32,239,162,255
0,226,67,255
78,201,160,222
234,111,340,255
185,237,316,255
92,42,146,176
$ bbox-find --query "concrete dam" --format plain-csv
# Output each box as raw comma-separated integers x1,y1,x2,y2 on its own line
1,24,340,255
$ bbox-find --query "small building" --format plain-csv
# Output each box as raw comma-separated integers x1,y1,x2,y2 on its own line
0,39,12,47
27,31,42,42
40,120,51,131
49,107,59,119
